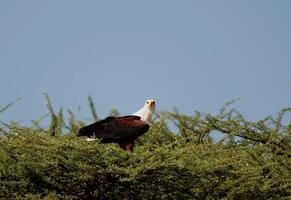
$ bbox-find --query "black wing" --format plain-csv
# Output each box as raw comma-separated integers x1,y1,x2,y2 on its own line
78,115,149,143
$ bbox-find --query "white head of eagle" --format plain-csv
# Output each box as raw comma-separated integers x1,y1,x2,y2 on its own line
78,99,156,152
132,99,156,124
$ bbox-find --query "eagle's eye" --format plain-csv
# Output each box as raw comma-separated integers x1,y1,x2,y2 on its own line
147,102,149,104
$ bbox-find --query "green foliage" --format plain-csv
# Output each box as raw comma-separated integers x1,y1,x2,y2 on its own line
0,97,21,114
109,108,120,117
31,114,49,132
0,98,290,199
44,93,59,137
88,96,98,121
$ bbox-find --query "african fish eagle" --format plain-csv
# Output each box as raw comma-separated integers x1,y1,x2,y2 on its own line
78,99,156,151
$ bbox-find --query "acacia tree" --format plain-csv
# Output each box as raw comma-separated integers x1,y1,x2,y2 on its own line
0,97,290,199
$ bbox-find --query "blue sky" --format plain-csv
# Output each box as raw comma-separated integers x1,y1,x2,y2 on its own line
0,1,290,125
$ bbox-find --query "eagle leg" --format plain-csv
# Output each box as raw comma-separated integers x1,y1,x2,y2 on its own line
119,140,135,152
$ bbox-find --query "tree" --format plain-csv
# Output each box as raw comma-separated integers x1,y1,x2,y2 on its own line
0,97,290,199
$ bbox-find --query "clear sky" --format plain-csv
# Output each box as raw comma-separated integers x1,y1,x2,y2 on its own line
0,1,290,125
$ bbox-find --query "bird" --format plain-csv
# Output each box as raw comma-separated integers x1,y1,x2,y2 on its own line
78,99,156,151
